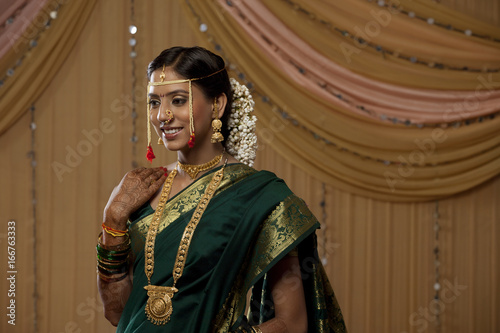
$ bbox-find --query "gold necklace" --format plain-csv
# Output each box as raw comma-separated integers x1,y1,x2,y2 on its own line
177,152,223,179
144,162,226,325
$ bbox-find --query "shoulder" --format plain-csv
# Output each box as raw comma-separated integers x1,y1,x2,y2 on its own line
254,169,289,189
230,165,285,185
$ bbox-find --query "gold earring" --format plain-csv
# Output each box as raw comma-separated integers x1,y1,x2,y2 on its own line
211,98,224,143
158,137,163,145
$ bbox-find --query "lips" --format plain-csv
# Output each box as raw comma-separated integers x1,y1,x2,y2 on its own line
161,127,183,139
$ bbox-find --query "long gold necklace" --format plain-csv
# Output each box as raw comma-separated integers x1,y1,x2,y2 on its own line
177,152,223,179
144,161,226,325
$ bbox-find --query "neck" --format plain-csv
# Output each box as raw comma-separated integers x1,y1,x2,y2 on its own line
177,143,224,165
177,145,225,180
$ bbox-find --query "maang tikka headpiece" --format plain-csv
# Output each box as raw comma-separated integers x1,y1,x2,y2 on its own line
145,65,226,162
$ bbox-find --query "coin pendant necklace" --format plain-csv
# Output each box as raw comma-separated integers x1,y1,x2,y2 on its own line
144,161,226,325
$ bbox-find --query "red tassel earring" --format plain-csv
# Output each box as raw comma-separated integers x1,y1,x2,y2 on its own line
187,80,195,148
146,98,156,163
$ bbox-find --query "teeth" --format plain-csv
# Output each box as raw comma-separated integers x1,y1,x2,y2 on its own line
164,128,181,135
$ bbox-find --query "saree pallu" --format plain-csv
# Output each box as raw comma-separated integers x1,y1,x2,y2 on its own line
116,164,346,332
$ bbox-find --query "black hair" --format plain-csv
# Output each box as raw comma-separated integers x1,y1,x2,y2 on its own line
147,46,233,145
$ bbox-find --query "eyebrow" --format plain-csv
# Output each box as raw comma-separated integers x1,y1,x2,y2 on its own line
148,89,189,98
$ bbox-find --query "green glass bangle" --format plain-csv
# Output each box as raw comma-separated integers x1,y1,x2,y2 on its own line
96,245,130,256
96,253,129,265
96,245,130,259
96,251,129,263
97,258,129,271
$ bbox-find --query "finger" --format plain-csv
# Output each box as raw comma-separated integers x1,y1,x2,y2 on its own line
148,173,167,194
140,167,167,190
145,167,166,180
138,167,158,180
153,167,168,178
131,166,147,174
145,168,166,185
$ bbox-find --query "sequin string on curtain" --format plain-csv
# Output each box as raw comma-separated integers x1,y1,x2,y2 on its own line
129,0,139,168
184,0,498,171
0,4,63,88
28,105,38,333
433,200,442,331
364,0,499,42
282,0,499,72
320,183,328,265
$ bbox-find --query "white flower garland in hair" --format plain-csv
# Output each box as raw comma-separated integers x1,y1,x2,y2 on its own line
226,78,258,167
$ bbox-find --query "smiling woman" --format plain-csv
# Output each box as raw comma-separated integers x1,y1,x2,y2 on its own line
97,46,346,333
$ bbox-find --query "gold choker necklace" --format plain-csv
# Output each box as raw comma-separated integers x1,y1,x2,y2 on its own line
177,152,223,179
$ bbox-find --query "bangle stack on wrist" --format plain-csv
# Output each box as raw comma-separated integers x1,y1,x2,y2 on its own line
96,230,131,282
101,222,129,237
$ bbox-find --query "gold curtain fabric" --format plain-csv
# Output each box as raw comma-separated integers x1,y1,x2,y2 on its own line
262,0,500,89
0,0,97,136
179,0,500,202
0,1,499,333
215,0,500,124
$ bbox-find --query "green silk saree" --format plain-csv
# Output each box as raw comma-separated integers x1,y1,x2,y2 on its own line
116,164,346,332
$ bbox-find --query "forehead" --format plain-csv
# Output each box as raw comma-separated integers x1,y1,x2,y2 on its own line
150,67,184,82
148,67,189,94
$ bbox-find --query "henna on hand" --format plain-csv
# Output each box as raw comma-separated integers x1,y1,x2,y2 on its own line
103,167,168,227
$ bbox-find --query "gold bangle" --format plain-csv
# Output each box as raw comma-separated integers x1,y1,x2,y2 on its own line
96,269,128,283
103,228,129,237
102,222,128,236
97,232,131,251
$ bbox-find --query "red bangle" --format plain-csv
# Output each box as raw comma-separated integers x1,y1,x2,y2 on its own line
102,223,128,236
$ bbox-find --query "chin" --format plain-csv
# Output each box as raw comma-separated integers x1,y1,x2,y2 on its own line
163,141,188,152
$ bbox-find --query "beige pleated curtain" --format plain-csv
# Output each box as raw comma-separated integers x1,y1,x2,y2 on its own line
0,1,498,332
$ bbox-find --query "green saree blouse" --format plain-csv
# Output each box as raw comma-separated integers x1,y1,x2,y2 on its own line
116,164,346,332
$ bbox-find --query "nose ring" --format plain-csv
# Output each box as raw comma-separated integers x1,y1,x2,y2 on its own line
165,110,174,123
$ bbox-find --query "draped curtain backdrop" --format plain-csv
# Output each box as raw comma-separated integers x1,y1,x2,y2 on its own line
0,0,498,332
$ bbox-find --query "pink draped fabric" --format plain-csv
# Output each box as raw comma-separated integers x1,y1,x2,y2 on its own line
0,0,50,59
217,0,500,124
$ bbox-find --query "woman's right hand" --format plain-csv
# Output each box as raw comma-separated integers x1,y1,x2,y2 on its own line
103,167,167,227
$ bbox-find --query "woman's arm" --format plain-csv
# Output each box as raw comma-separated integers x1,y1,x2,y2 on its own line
257,254,308,333
98,167,166,326
97,264,133,326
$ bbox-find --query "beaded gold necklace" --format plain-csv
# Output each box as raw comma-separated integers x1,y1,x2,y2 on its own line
177,152,223,179
144,161,226,325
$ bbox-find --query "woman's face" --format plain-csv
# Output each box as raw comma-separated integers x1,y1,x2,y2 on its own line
148,67,213,152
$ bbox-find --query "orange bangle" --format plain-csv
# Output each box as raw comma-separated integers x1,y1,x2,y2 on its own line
102,223,128,237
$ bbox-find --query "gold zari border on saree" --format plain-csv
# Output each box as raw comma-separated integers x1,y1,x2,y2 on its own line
130,164,256,254
213,194,317,332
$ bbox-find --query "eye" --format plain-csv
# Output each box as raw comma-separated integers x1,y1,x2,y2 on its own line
148,99,160,108
172,97,187,106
